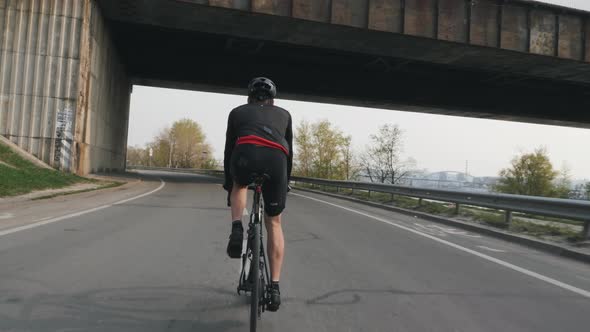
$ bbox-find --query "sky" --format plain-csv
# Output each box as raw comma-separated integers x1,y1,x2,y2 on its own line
128,0,590,180
532,0,590,11
128,86,590,180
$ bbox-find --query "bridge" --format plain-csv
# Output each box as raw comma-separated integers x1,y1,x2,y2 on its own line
0,170,588,331
1,0,590,174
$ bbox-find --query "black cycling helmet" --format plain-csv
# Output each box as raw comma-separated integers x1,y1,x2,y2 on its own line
248,77,277,101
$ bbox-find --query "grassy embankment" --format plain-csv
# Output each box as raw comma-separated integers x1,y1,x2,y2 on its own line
0,143,122,198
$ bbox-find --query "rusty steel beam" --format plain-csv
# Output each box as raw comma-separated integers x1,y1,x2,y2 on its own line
405,0,436,38
368,0,403,33
438,0,466,42
331,0,369,28
188,0,590,62
530,8,556,56
500,3,528,52
292,0,331,22
252,0,292,16
558,14,583,60
470,0,499,47
584,18,589,61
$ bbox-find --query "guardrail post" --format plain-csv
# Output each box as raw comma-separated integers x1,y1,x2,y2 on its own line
505,210,513,225
336,186,340,193
368,190,371,198
583,221,590,240
418,198,423,207
454,203,460,215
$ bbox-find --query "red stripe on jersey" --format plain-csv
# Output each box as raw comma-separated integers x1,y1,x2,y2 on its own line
236,135,289,155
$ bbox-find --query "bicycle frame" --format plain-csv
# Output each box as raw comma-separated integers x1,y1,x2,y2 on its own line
237,182,271,318
251,184,271,289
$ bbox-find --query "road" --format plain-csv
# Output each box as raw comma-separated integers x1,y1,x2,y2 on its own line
0,170,589,331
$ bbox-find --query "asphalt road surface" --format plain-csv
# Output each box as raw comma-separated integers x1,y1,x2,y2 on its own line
0,170,589,331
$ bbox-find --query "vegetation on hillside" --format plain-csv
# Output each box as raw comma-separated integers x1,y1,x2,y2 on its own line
0,143,84,197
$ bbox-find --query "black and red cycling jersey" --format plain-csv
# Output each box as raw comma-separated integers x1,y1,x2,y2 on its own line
223,103,293,187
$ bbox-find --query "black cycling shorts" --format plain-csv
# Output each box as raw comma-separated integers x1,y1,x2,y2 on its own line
230,144,288,216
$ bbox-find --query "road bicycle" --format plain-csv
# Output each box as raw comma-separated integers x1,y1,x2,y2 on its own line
236,174,271,332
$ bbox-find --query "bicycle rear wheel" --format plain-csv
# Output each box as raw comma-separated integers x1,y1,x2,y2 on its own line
250,223,260,332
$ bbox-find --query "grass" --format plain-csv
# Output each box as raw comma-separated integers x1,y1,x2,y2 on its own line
293,183,586,242
0,143,86,197
513,213,584,226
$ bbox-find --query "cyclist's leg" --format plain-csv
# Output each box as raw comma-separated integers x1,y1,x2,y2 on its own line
230,144,256,220
260,148,287,312
227,145,255,258
264,213,284,282
261,148,288,281
230,182,248,220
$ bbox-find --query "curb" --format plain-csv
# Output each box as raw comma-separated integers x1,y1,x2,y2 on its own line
293,187,590,264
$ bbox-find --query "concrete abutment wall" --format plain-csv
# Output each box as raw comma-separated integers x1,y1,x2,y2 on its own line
0,0,130,174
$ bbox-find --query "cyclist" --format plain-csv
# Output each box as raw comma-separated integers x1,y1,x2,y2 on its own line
223,77,293,312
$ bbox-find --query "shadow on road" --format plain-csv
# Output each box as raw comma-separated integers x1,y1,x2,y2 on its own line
0,285,248,332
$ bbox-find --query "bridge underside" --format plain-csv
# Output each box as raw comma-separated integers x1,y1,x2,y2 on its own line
100,0,590,128
2,0,590,175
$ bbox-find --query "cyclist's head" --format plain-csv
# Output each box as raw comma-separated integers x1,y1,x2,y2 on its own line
247,77,276,105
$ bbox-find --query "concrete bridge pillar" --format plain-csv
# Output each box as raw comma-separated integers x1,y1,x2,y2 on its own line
0,0,130,175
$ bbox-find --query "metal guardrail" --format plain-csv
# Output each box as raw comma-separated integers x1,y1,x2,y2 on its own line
291,176,590,239
127,166,590,238
128,165,224,179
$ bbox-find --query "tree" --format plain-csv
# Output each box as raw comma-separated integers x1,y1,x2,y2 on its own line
294,120,314,177
294,120,353,180
494,148,559,197
360,124,414,184
553,163,573,198
585,182,590,200
147,127,173,167
341,136,359,180
141,119,216,169
169,119,212,168
126,145,148,166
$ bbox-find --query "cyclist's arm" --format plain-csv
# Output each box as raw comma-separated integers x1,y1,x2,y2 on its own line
286,113,293,181
223,111,236,190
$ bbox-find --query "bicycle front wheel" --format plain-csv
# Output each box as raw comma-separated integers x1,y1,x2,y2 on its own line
250,223,261,332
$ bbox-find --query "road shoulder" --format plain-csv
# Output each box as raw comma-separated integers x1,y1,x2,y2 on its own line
0,173,162,233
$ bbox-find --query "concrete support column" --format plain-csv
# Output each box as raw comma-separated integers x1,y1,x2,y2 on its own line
74,0,131,175
74,0,93,175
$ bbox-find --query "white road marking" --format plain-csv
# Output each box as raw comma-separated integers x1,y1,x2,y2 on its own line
32,216,52,222
413,223,446,236
113,180,166,205
413,223,481,238
0,179,166,237
292,192,590,299
477,246,507,253
0,213,14,220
